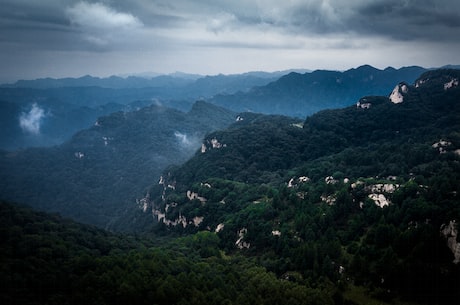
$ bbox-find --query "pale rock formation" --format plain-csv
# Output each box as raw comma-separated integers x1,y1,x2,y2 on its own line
153,209,188,228
137,193,150,212
201,137,226,153
325,176,338,184
440,220,460,264
235,228,250,249
215,223,225,232
432,139,452,154
192,216,204,226
211,138,224,148
321,194,336,205
290,122,304,128
351,180,364,189
415,78,427,88
288,176,310,188
299,176,310,183
368,193,390,208
444,78,459,90
187,190,207,203
356,101,371,109
389,83,408,104
367,184,399,193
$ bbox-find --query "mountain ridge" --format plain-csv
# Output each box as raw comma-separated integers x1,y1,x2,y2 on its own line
0,65,432,150
131,69,460,304
209,65,427,117
1,68,459,304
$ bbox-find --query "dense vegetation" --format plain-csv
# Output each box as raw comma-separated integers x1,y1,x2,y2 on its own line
0,201,335,305
0,101,236,229
139,69,460,304
1,69,459,304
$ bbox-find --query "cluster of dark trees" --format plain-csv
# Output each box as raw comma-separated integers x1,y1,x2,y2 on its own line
0,201,334,305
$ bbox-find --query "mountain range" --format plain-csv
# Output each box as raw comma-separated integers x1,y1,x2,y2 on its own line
141,69,460,230
0,67,459,304
133,68,460,304
0,65,425,150
0,72,279,150
210,65,427,117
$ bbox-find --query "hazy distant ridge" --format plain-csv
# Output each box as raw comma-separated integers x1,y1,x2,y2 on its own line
209,65,427,117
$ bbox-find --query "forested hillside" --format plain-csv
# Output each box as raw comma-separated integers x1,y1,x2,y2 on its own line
0,201,334,305
0,101,235,229
1,69,459,304
137,69,460,304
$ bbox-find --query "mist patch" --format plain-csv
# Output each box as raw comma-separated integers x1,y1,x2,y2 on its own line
19,103,46,134
174,131,191,146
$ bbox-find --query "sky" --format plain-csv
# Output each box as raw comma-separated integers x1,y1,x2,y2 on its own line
1,0,460,83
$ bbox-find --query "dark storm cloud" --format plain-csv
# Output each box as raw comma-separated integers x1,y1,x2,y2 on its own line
3,1,460,39
216,0,460,41
348,0,460,41
2,0,459,51
0,1,81,51
0,1,70,27
0,0,459,82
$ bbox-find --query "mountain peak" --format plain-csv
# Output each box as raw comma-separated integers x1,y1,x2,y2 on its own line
355,64,379,71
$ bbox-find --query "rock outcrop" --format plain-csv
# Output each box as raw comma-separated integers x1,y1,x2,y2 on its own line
440,220,460,264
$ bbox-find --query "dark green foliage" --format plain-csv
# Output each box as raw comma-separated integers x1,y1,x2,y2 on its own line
1,69,460,304
0,201,332,305
172,114,305,184
144,69,460,304
0,101,236,229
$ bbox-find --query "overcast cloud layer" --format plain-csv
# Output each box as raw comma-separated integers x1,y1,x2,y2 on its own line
1,0,459,82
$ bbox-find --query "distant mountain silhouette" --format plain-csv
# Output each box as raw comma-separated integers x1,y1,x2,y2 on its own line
209,65,427,117
0,72,280,150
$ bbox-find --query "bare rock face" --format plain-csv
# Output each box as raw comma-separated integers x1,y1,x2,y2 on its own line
440,220,460,264
389,83,408,104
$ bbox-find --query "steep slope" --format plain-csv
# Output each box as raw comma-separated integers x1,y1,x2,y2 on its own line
0,101,236,230
138,69,460,304
210,65,426,117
